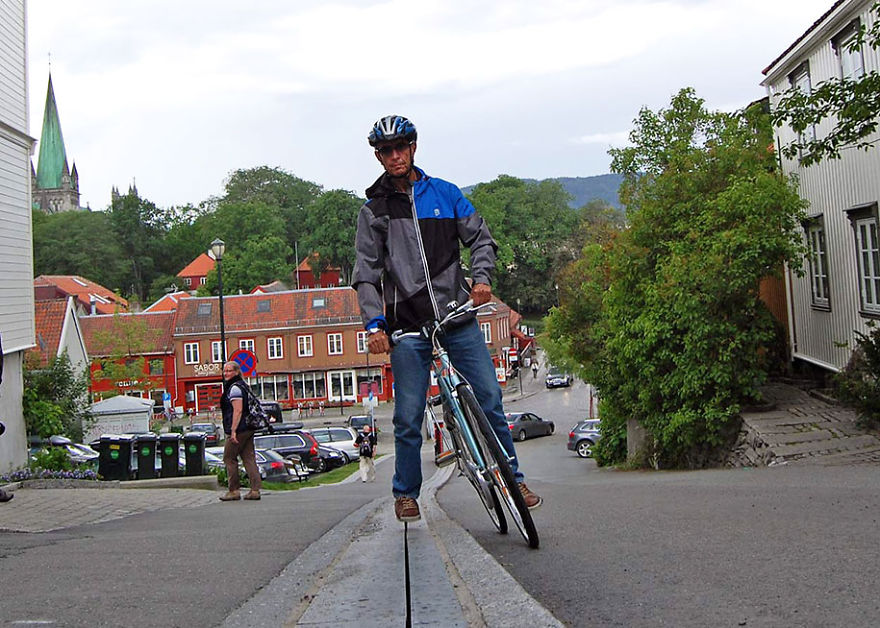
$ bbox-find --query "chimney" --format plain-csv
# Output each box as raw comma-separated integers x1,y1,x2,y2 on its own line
90,296,96,316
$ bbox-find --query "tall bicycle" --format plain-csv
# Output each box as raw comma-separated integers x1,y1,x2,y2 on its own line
392,301,540,549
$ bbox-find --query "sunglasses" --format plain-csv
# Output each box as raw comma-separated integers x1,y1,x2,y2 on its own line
376,141,413,157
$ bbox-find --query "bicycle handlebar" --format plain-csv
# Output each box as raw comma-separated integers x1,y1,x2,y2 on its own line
389,299,494,345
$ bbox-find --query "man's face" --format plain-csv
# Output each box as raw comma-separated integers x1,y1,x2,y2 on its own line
375,140,416,178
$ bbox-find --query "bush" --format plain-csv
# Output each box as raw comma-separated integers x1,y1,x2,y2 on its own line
30,447,74,472
834,324,880,428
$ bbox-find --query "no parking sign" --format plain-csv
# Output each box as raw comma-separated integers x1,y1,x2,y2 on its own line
229,349,258,377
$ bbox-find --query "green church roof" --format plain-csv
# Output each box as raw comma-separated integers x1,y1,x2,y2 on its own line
35,75,68,190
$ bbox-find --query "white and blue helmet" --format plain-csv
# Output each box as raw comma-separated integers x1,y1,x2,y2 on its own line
368,115,417,147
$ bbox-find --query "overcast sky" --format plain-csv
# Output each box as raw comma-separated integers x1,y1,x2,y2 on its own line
26,0,832,211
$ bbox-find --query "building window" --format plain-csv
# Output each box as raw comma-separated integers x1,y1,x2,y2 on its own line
834,20,864,80
211,341,225,363
197,302,212,316
298,335,313,357
357,331,368,354
184,342,199,364
149,359,164,375
184,277,192,287
789,63,816,147
357,367,383,396
855,217,880,314
327,333,343,355
268,337,284,359
480,322,492,344
292,371,327,399
199,277,206,286
807,221,830,309
248,375,290,401
239,339,255,352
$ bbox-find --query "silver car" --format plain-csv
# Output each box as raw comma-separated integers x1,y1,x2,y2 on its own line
307,426,360,463
567,419,601,458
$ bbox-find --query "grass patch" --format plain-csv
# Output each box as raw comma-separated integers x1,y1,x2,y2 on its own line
262,458,372,491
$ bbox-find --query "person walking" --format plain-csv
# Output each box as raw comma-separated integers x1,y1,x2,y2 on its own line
355,424,377,482
219,361,262,501
352,114,542,523
532,360,539,379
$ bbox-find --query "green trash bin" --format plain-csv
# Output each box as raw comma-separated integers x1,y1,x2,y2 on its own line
135,433,158,480
98,434,134,481
183,432,207,476
159,433,181,478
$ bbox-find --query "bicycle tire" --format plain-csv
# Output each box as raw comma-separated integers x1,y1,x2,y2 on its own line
457,384,540,549
445,407,507,534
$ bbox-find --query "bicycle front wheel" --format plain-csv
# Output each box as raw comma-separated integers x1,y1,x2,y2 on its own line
445,408,507,534
457,384,539,549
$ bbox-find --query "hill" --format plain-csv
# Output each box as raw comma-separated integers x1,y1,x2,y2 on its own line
463,173,624,209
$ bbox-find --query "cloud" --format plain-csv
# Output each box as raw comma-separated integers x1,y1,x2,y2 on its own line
571,132,630,147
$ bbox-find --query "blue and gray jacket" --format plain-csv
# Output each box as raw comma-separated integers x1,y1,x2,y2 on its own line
352,167,498,334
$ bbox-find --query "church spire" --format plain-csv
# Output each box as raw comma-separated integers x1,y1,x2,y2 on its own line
35,74,69,190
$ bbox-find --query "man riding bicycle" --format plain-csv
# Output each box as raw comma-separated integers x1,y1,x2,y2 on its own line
352,114,542,522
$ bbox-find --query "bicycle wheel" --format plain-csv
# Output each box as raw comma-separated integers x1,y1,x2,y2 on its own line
445,407,507,534
457,384,539,549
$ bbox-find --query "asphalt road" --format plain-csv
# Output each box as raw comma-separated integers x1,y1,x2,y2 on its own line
437,381,880,628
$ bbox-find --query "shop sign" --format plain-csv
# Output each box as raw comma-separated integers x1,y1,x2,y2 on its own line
193,363,221,376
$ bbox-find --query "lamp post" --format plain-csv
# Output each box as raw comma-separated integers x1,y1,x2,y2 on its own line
210,238,227,362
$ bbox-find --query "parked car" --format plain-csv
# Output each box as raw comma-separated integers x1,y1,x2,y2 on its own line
346,415,374,432
30,435,100,467
505,412,555,441
306,426,361,463
545,368,573,389
567,419,601,458
257,421,304,435
185,423,222,446
260,401,284,423
252,431,345,473
254,448,306,483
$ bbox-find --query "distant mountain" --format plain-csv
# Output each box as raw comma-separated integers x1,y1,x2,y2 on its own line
463,173,624,209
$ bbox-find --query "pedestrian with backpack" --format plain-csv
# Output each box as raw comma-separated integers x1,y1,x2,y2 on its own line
354,424,377,482
219,361,262,501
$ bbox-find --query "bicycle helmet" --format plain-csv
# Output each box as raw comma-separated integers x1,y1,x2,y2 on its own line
368,115,417,147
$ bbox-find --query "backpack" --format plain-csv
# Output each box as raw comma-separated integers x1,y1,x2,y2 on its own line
359,437,373,457
237,382,272,433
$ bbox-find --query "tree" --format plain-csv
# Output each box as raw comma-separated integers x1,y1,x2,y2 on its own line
300,189,363,284
32,210,129,290
201,235,294,295
91,314,162,399
108,189,167,301
772,1,880,166
467,176,579,314
546,89,807,468
23,352,92,441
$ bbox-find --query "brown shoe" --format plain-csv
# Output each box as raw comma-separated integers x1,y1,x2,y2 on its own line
518,483,542,510
394,497,421,522
219,490,241,501
243,490,261,501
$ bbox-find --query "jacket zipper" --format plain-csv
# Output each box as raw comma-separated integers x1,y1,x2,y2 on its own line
408,186,441,321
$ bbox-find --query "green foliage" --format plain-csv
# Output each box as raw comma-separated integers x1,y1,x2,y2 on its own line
30,447,73,472
23,352,93,441
300,189,363,285
833,323,880,428
467,176,580,314
546,89,807,468
771,1,880,166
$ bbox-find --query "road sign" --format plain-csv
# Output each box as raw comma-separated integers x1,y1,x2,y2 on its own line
229,349,258,377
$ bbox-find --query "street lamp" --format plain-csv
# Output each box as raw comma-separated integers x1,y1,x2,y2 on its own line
210,238,227,362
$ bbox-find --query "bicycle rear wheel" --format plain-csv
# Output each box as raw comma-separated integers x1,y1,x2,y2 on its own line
457,384,539,549
445,407,507,534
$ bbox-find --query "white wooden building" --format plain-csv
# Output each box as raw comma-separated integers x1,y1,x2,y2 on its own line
762,0,880,372
0,0,35,472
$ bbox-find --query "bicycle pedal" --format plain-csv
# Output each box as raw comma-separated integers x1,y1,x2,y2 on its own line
434,450,457,467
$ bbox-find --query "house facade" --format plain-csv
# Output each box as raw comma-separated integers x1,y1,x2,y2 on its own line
28,298,89,374
0,0,35,472
80,311,178,409
762,0,880,372
171,287,517,414
176,253,215,292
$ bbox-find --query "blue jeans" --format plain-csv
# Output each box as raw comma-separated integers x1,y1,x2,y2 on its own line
390,318,523,498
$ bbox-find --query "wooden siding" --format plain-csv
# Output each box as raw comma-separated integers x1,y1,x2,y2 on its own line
764,0,880,370
0,0,34,354
0,0,26,130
